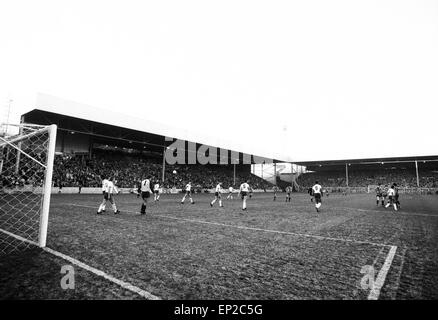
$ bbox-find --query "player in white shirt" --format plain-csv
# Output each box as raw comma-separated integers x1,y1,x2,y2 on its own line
97,176,120,214
385,185,398,211
153,181,160,202
181,181,195,204
99,177,109,212
238,180,251,211
312,181,323,212
140,176,152,214
210,183,224,207
226,186,234,200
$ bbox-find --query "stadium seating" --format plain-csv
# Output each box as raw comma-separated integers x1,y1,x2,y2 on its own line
51,151,273,190
3,149,437,191
296,169,438,188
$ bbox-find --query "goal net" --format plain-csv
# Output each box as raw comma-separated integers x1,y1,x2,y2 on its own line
0,124,57,255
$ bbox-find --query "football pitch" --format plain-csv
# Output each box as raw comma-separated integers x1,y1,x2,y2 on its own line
1,192,437,300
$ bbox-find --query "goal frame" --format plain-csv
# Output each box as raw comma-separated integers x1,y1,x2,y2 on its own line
0,123,57,248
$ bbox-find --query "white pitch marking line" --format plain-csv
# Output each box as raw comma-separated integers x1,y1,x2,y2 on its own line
333,206,438,218
67,203,393,248
368,245,397,300
0,227,160,300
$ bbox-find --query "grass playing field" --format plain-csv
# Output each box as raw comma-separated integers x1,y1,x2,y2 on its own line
1,192,437,300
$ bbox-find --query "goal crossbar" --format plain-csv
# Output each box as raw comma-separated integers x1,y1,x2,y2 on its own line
0,126,51,147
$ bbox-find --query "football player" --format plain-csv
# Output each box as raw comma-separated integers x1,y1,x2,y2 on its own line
385,185,398,211
140,175,152,214
181,181,195,204
375,183,384,206
97,176,120,215
226,186,234,200
285,185,292,202
210,182,224,207
99,176,109,212
382,184,389,206
312,181,323,213
153,181,160,202
393,183,400,210
272,185,278,201
238,180,251,211
308,187,314,202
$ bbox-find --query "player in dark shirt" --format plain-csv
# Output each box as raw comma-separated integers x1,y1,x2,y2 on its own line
136,180,142,198
382,185,389,206
393,183,400,209
273,186,278,201
375,183,384,206
285,186,292,202
308,187,314,202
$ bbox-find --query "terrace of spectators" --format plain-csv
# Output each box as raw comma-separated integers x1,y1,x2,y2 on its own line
295,158,438,190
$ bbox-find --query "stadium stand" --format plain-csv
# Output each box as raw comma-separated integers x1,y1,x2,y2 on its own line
51,151,272,191
1,149,46,188
297,169,438,188
3,150,438,193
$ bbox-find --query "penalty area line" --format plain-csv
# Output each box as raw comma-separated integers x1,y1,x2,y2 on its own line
0,227,160,300
368,245,397,300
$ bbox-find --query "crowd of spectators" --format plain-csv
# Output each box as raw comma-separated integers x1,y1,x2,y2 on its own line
1,149,46,189
4,148,438,192
51,151,272,191
297,169,438,189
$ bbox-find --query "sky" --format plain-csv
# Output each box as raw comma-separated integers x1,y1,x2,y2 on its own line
0,0,437,162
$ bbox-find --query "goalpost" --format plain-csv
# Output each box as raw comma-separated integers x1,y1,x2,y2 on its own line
0,123,57,255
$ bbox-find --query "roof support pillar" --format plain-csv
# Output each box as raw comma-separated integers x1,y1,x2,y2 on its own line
415,160,419,187
345,163,349,187
274,162,277,185
162,146,166,183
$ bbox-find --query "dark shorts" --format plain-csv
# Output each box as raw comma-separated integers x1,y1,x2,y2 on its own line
103,192,112,201
314,193,322,203
185,191,191,196
214,192,221,197
154,190,159,194
376,193,382,197
241,191,248,199
141,191,151,200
